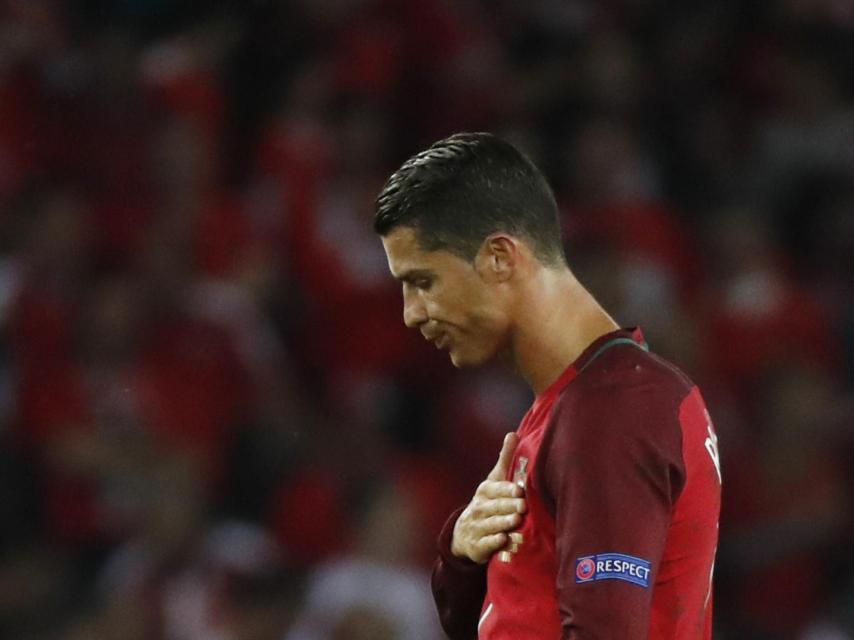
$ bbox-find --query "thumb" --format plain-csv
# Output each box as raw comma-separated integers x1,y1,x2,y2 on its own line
487,432,518,481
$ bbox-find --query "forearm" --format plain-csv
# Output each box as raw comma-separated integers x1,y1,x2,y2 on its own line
431,507,488,639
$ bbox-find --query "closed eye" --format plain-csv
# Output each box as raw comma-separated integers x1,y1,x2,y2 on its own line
396,269,436,292
413,277,433,291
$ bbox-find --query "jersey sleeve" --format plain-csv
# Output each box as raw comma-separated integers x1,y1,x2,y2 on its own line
431,506,488,639
539,359,687,638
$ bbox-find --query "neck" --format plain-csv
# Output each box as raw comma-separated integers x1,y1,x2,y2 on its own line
509,267,619,395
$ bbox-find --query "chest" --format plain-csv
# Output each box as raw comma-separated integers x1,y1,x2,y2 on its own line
514,403,554,524
480,398,564,636
488,398,559,587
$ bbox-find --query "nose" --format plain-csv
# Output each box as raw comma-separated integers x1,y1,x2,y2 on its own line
403,287,428,328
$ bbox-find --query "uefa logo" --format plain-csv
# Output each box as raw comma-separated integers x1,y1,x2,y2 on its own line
576,557,596,582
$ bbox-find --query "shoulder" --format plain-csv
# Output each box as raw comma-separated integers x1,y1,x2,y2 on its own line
547,343,696,457
561,342,694,421
538,342,692,506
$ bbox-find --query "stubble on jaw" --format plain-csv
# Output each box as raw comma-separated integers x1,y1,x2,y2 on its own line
450,328,517,374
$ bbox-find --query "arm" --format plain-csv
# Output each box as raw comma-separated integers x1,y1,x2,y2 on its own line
431,507,488,639
431,433,527,639
541,374,686,638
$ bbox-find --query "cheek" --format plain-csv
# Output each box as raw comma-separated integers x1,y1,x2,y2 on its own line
468,300,508,338
478,312,512,357
458,316,507,358
437,281,502,335
427,292,467,325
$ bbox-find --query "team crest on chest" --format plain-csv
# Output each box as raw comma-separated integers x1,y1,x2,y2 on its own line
513,456,529,488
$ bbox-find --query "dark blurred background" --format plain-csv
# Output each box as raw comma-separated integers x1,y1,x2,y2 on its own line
0,1,853,638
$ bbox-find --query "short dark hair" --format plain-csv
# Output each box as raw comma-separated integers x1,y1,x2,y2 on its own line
374,132,565,266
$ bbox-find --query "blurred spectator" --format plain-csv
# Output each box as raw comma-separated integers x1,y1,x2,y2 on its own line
285,482,442,640
719,363,849,638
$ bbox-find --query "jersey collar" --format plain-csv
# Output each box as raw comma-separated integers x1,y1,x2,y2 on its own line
533,327,647,410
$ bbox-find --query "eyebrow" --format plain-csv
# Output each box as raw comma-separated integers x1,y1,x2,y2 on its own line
394,269,435,283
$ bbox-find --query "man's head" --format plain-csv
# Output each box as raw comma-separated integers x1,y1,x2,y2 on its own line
374,132,564,265
375,132,566,368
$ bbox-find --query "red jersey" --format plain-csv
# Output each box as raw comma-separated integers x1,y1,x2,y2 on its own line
432,328,721,639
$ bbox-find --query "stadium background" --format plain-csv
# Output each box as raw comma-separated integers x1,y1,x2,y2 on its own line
1,1,853,638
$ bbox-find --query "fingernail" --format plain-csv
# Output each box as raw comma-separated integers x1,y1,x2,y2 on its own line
499,551,512,563
509,532,524,544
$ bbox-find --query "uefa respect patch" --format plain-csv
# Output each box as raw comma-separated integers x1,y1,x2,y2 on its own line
574,553,652,588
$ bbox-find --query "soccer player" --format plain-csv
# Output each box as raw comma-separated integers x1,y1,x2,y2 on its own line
374,132,721,639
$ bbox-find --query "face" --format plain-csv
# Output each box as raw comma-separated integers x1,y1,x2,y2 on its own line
381,227,511,368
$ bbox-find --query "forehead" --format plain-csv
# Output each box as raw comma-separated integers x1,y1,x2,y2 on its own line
381,226,463,279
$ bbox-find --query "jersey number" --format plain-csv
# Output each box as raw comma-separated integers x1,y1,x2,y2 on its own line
704,411,721,484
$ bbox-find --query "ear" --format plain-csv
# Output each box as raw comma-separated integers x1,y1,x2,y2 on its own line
474,234,518,283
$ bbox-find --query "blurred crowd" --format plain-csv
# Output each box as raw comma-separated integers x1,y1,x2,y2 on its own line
0,1,853,639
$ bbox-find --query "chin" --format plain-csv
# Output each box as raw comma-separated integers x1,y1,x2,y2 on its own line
449,346,492,369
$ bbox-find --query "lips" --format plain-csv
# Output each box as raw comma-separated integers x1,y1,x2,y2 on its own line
425,332,449,350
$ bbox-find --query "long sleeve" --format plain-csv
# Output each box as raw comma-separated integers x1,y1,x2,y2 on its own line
430,506,488,639
539,363,688,638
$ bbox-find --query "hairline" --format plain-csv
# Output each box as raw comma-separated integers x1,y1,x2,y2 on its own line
382,220,566,269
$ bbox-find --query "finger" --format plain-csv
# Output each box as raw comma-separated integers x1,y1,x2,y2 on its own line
475,532,508,559
475,513,521,536
479,480,524,500
475,497,527,518
487,432,519,482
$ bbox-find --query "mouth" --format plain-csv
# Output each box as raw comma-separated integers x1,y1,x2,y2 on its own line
424,332,450,350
